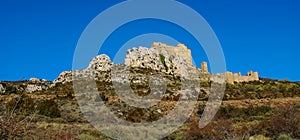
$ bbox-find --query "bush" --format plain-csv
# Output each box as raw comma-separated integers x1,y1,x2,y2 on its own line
1,94,36,139
187,119,235,139
258,104,300,139
37,100,61,118
277,133,294,140
160,54,168,71
5,95,35,114
215,105,272,121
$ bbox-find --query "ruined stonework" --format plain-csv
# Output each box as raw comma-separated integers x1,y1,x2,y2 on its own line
201,62,208,73
224,71,259,84
124,46,199,79
151,42,192,65
53,42,259,84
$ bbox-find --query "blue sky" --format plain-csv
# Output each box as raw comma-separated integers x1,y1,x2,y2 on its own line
0,0,299,81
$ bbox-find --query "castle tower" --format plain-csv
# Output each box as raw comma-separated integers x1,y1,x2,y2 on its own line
247,71,259,81
247,71,253,76
253,72,259,80
201,62,208,73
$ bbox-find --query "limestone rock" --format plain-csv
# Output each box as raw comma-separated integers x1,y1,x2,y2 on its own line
0,84,5,94
124,46,199,79
26,84,42,93
87,54,113,72
53,71,73,84
41,79,48,82
125,47,166,71
151,42,192,65
29,78,40,83
53,54,113,84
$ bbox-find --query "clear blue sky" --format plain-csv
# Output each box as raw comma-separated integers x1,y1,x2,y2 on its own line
0,0,299,81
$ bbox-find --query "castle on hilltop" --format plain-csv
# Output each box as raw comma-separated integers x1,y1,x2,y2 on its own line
224,71,259,84
53,42,259,85
151,42,259,84
151,42,193,65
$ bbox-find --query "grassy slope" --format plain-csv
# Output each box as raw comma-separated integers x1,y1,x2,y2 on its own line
0,77,300,139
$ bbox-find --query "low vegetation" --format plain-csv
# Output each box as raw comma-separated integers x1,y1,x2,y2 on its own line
0,78,300,139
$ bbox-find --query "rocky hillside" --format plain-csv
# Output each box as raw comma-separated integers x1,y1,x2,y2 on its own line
0,43,300,139
54,46,201,85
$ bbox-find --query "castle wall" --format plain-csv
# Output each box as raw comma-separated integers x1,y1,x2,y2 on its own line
134,41,259,84
223,71,259,84
225,72,234,84
151,42,192,65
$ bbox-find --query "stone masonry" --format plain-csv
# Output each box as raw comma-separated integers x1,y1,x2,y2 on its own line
224,71,259,84
53,42,259,84
151,42,193,65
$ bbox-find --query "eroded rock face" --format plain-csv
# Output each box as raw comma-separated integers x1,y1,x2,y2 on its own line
53,71,73,84
29,78,40,83
124,46,199,79
87,54,113,72
53,54,114,84
26,84,42,93
0,84,5,94
53,43,201,84
125,47,166,71
151,42,193,65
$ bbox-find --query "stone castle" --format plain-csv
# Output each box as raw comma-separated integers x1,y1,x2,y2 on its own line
150,42,259,84
151,42,193,65
224,71,259,84
53,42,259,85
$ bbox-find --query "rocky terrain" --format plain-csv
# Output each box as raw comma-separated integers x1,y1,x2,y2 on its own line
0,44,299,139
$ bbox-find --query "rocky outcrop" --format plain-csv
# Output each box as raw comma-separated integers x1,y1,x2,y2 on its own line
87,54,113,72
151,42,192,65
29,78,40,83
53,71,73,84
124,47,175,74
0,84,5,94
26,84,43,93
53,44,202,84
124,46,199,79
53,54,113,84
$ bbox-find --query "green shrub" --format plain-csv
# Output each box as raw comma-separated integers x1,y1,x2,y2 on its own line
259,104,300,138
6,95,35,114
5,86,17,94
215,105,272,120
159,54,168,71
37,99,61,118
277,133,294,140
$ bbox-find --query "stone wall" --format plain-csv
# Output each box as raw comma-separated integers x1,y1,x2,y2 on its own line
224,71,259,84
151,42,192,65
53,42,259,85
124,46,199,79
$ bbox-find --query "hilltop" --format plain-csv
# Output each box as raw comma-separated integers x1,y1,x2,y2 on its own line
0,42,299,139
